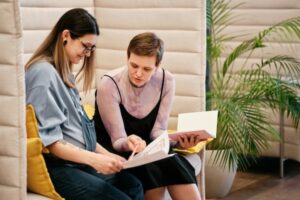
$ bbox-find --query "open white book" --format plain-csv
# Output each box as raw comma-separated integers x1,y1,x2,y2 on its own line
123,132,174,169
168,110,218,142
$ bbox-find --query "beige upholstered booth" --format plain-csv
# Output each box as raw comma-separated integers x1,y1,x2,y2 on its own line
0,0,206,199
0,0,26,199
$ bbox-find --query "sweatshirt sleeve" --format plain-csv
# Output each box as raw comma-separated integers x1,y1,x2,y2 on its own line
26,63,67,147
27,85,66,146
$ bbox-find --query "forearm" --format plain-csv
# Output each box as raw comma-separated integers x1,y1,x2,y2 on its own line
113,137,129,152
95,143,111,154
96,138,129,153
97,78,128,144
47,140,96,166
95,142,127,163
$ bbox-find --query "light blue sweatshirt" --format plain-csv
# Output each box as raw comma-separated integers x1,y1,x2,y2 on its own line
25,61,86,149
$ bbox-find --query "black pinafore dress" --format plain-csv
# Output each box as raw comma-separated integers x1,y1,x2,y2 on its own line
94,70,197,190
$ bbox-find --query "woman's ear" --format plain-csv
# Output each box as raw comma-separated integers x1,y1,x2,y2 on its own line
61,29,70,42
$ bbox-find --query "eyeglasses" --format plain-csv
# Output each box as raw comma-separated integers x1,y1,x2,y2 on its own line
78,38,96,54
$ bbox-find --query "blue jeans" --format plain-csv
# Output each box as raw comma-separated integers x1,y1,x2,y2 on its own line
47,163,144,200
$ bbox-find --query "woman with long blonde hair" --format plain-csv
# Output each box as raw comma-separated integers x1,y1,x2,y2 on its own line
25,8,143,200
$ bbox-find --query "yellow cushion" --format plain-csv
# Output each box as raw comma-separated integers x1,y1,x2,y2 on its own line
168,130,213,154
26,105,64,200
26,105,39,138
83,103,95,120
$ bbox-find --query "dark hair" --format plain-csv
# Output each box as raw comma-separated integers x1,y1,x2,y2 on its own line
25,8,100,92
56,8,99,39
127,32,164,66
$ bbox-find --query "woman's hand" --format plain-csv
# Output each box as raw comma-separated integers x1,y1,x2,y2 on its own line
106,152,127,162
176,131,208,149
89,153,124,175
127,134,146,152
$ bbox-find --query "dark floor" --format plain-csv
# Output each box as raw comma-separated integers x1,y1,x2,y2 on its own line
208,157,300,200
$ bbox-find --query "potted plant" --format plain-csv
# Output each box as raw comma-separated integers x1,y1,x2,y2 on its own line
205,0,300,197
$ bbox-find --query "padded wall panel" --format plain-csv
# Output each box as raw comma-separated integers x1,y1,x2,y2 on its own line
0,97,21,127
171,97,204,115
95,0,201,8
163,53,203,74
0,157,21,187
0,186,22,200
22,8,74,30
95,49,127,70
263,142,300,161
0,127,20,156
0,35,22,65
0,0,25,199
95,9,201,30
231,9,300,25
23,30,49,53
222,26,300,43
21,7,94,30
217,56,300,75
22,0,93,7
230,0,300,9
175,75,204,97
221,42,300,58
98,30,203,52
94,0,206,129
224,0,300,160
0,3,20,34
0,66,18,95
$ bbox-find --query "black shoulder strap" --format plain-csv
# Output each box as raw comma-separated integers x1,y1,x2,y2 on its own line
103,75,123,103
159,69,165,100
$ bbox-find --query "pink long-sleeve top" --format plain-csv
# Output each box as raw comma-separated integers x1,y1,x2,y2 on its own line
96,66,175,151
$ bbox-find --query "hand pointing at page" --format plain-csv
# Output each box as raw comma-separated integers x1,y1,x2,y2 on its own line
127,134,146,153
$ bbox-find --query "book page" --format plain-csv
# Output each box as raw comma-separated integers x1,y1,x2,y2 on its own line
176,110,218,137
123,132,174,169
